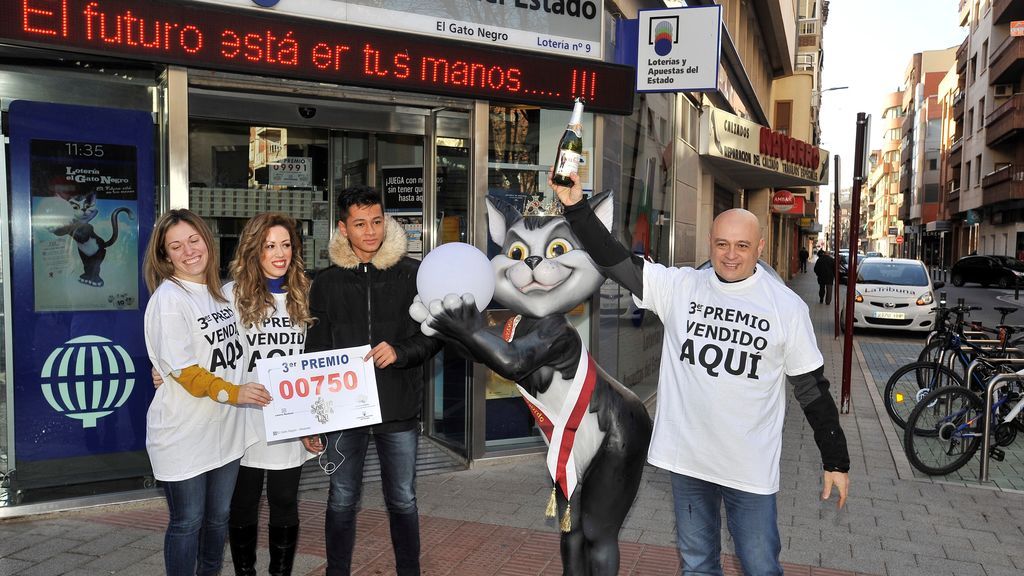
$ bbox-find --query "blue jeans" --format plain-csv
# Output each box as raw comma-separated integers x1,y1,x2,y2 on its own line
324,427,420,575
162,459,241,576
325,427,419,514
670,473,782,576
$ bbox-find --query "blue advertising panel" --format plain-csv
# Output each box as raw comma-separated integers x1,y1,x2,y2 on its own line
9,101,154,488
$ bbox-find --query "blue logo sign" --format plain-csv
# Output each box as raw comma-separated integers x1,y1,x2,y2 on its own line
252,0,280,6
649,16,679,56
40,335,137,428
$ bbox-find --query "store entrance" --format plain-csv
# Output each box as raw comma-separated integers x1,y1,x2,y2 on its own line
187,90,472,459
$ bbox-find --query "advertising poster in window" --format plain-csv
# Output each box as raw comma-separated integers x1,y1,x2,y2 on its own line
8,101,155,489
381,165,424,212
29,139,139,312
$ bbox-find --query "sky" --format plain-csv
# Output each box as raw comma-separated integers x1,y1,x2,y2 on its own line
817,0,966,218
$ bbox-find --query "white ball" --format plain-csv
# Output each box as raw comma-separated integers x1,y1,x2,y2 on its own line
417,242,494,311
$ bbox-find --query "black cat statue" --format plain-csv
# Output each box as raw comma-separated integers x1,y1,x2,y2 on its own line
411,191,652,576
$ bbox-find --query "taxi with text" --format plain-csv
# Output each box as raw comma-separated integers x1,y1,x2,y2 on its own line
841,258,944,334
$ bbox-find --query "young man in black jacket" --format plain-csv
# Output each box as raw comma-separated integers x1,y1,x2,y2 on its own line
304,186,441,576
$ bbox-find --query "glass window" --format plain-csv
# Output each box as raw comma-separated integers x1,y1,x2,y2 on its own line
188,122,330,275
857,262,929,286
774,101,792,135
598,94,673,406
481,103,594,450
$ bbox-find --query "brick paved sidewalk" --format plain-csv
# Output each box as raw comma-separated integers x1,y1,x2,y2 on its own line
0,497,869,576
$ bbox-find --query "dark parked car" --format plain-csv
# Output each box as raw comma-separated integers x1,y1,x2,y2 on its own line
838,251,865,284
950,255,1024,288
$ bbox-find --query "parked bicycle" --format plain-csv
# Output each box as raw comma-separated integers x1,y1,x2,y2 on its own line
903,370,1024,475
883,302,1024,430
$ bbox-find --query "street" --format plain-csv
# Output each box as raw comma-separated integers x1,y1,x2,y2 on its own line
835,276,1024,336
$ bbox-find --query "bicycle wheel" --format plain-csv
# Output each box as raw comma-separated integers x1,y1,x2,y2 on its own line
883,361,964,431
917,338,945,365
904,386,985,476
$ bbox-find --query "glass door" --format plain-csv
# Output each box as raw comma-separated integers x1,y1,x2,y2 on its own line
423,108,472,455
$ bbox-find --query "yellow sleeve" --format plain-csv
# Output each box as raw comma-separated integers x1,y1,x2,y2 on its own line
171,365,241,404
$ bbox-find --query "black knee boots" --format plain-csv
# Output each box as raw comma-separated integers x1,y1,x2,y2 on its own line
228,524,258,576
388,511,421,576
325,509,357,576
268,524,298,576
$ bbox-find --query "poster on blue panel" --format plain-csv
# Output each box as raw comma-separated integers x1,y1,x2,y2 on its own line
8,101,154,478
29,139,139,312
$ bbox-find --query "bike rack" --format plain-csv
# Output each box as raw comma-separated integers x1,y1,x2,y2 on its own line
964,359,1024,483
981,372,1024,482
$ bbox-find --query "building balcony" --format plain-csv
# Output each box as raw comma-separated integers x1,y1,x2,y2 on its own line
990,35,1024,85
949,138,963,166
953,92,964,120
993,0,1024,24
902,112,915,133
946,180,961,203
898,201,910,222
956,37,968,73
982,164,1024,205
985,94,1024,147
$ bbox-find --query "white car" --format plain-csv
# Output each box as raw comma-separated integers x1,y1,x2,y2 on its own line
842,258,944,333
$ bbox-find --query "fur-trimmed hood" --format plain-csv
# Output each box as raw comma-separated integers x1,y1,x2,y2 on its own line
328,215,408,270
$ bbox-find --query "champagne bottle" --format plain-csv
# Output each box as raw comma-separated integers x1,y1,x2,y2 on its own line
551,98,585,187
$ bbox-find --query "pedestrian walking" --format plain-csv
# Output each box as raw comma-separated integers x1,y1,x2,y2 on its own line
814,250,836,305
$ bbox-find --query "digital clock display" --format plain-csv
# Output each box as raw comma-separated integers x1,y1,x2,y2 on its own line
1,0,636,115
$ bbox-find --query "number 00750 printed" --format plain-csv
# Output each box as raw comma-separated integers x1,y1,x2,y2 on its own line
256,345,382,441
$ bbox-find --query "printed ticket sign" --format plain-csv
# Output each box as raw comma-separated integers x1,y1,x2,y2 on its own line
256,345,381,441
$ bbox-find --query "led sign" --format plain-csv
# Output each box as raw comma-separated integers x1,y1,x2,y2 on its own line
1,0,635,115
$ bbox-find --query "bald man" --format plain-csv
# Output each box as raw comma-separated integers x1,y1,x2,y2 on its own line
553,174,849,576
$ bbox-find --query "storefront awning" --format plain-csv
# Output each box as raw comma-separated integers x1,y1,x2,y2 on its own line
699,106,829,188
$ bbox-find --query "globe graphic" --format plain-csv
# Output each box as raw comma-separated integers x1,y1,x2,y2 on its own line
654,22,674,56
39,335,137,428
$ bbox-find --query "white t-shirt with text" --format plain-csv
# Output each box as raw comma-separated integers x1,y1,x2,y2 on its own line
144,279,251,482
228,284,313,470
639,264,822,494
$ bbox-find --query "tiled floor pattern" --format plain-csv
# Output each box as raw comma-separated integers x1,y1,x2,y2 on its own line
82,499,871,576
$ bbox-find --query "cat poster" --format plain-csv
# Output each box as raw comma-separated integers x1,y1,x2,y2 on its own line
29,139,140,312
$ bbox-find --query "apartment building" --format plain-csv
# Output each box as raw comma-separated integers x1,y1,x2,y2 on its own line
943,0,1024,259
863,92,904,255
898,49,956,261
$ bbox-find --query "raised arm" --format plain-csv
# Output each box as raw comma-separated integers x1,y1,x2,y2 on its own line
551,173,645,298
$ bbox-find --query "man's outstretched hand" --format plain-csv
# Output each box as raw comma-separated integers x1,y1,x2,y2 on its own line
549,171,584,207
821,470,849,509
